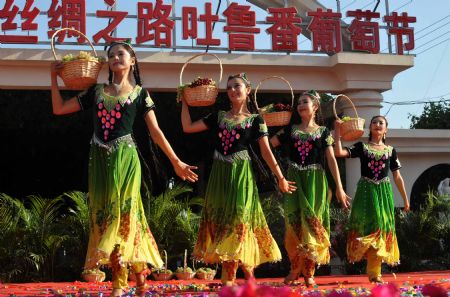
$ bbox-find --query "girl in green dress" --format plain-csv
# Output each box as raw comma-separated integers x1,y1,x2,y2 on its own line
181,73,297,285
270,90,350,287
334,115,409,283
50,41,198,297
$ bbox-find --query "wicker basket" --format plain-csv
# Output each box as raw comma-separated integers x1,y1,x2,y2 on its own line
82,271,105,283
51,28,103,90
333,94,365,141
175,271,195,280
179,53,222,106
152,271,173,281
196,270,216,280
254,76,294,127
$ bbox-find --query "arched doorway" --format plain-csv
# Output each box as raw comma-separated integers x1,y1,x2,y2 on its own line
410,163,450,210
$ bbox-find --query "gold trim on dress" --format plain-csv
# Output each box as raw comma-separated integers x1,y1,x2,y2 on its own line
289,162,323,171
91,133,135,153
213,149,251,163
360,176,390,185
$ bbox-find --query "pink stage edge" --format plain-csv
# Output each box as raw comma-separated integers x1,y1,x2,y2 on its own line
0,270,448,297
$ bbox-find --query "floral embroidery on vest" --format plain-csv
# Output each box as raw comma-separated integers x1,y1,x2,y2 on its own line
362,144,393,180
290,126,324,166
95,85,142,141
216,111,258,156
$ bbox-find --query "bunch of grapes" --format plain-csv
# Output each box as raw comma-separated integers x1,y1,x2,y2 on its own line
274,103,292,111
77,50,91,60
62,53,75,62
189,77,216,88
341,116,352,122
61,51,105,63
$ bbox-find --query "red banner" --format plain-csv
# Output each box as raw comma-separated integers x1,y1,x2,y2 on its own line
0,0,416,55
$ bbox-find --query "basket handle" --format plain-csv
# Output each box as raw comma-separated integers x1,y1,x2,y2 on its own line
253,75,294,110
333,94,359,120
51,28,98,61
179,53,223,86
163,250,168,273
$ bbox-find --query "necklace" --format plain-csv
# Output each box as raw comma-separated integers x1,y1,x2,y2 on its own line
113,82,124,94
299,124,319,133
368,141,384,146
228,110,248,117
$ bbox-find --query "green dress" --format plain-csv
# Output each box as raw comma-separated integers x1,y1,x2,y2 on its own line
345,142,402,265
78,84,163,270
277,125,335,265
193,111,282,267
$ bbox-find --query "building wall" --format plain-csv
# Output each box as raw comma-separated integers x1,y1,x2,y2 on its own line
1,49,448,205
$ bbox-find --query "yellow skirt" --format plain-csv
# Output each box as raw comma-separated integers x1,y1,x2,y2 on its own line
84,138,163,270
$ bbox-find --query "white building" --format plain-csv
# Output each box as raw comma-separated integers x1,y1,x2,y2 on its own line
1,0,448,206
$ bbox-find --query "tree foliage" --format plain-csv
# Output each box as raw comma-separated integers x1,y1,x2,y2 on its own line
409,101,450,129
0,193,69,282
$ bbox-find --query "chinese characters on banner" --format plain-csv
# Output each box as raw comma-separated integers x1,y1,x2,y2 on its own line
0,0,416,55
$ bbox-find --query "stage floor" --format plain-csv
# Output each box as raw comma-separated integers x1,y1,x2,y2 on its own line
1,270,449,296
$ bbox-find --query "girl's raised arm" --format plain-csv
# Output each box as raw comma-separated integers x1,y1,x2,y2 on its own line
333,120,350,158
181,98,209,133
50,61,82,115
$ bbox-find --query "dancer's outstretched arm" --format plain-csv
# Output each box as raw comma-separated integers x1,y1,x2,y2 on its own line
145,110,198,183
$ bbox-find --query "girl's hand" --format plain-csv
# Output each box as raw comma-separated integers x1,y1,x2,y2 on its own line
180,93,187,104
278,177,297,194
403,200,410,212
173,160,198,183
334,119,343,135
336,187,351,209
51,61,64,77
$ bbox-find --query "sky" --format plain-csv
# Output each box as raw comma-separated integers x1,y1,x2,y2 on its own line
2,0,450,128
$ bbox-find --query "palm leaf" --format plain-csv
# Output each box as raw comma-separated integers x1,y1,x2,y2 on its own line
26,195,63,234
0,193,28,232
188,196,205,207
64,191,90,235
27,252,44,272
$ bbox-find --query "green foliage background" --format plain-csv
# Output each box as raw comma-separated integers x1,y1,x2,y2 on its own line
409,101,450,129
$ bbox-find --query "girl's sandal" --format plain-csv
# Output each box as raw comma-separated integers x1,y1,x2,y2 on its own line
283,273,298,285
304,277,316,287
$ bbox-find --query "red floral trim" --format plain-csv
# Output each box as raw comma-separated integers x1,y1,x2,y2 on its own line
306,216,327,242
254,226,275,258
118,213,131,242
